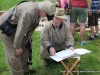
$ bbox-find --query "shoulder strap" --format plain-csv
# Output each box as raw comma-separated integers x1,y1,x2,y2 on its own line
8,8,15,22
51,21,63,42
8,1,27,22
55,28,63,42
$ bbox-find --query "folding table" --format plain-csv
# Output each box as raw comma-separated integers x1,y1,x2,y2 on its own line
50,48,91,75
60,57,80,75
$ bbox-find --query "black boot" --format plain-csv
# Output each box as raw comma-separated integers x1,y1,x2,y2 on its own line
43,59,49,66
24,71,29,75
24,69,36,75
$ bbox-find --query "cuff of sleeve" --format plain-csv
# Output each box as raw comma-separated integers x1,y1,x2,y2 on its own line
47,46,52,53
13,45,20,50
13,46,18,50
67,45,73,49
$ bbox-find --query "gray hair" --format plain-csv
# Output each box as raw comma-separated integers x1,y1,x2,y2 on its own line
38,2,43,9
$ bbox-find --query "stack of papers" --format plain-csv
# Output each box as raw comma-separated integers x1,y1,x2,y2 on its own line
50,48,91,62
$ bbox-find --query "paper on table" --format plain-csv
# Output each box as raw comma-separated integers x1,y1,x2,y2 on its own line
55,50,75,58
50,50,75,62
74,48,91,55
50,55,63,62
50,48,91,62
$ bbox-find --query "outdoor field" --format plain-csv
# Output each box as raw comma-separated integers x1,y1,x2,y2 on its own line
0,0,100,75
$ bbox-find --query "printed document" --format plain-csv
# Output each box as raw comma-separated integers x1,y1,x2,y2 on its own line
50,48,91,62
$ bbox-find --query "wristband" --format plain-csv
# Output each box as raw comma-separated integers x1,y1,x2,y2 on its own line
67,45,73,49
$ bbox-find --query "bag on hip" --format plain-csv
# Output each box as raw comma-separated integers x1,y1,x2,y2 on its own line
0,20,16,36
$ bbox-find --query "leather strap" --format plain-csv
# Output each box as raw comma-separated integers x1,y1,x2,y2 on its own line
51,21,64,42
55,28,63,42
8,1,27,22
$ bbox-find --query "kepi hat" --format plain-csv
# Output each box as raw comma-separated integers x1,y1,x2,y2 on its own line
42,1,56,16
54,8,67,19
42,1,56,20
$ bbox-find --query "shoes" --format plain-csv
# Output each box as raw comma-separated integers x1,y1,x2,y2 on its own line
87,34,100,41
80,41,87,46
94,34,100,39
43,59,49,66
85,25,89,28
88,36,94,40
24,69,36,75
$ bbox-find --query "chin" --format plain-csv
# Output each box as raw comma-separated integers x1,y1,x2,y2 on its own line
56,25,60,27
57,24,60,26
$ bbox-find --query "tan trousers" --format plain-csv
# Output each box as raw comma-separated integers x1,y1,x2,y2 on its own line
0,30,29,75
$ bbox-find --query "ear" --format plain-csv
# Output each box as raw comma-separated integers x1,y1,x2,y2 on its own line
46,13,54,21
38,9,43,13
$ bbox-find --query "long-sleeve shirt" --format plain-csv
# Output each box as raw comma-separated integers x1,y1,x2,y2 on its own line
0,2,40,49
40,20,74,51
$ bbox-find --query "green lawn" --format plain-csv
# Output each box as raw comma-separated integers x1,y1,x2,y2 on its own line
0,0,100,75
0,31,100,75
0,0,43,11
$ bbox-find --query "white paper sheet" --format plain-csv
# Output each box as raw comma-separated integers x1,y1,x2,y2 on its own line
50,48,91,62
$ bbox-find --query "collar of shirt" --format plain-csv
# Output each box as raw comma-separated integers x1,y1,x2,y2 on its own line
52,23,62,30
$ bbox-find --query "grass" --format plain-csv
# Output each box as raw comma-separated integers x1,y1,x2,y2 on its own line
0,0,100,75
0,30,100,75
0,0,43,11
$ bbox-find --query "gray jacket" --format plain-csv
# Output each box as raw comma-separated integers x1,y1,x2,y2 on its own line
0,1,40,49
40,20,74,51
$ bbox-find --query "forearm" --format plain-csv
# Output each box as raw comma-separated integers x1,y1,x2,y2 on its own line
65,32,74,47
88,0,92,10
25,30,35,40
13,12,32,49
41,39,51,49
57,0,61,7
